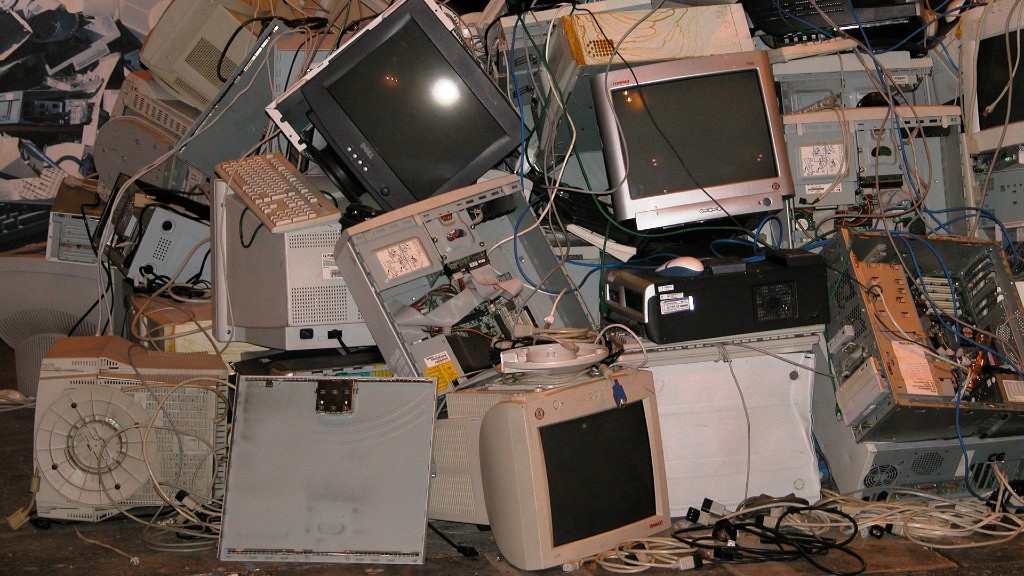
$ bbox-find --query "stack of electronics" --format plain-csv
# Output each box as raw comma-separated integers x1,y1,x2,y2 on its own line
17,0,1024,571
211,0,672,568
816,230,1024,498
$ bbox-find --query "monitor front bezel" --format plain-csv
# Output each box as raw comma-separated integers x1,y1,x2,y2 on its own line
300,0,521,210
593,51,794,230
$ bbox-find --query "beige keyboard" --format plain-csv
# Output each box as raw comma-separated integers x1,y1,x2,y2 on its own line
216,153,341,233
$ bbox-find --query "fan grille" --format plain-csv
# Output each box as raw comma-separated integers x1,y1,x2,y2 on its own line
863,464,899,488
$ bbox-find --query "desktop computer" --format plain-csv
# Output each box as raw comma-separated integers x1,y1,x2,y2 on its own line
335,174,592,388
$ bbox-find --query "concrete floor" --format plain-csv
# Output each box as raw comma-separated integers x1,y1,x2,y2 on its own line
4,341,1024,576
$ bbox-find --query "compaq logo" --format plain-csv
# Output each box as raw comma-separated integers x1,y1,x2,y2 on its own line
360,143,374,159
649,519,665,529
699,206,723,214
612,79,632,87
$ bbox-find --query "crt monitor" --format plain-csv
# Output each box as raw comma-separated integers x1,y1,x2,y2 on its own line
592,50,794,231
478,370,671,571
960,1,1024,154
298,0,521,211
211,179,374,351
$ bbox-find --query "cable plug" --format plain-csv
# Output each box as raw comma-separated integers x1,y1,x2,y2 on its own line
611,379,627,408
701,498,728,516
685,507,718,526
455,544,479,557
561,560,582,572
675,554,703,571
711,519,737,545
513,324,538,338
6,508,30,531
6,475,39,530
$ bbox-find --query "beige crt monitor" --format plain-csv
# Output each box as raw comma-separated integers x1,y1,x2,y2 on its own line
139,0,260,110
479,369,671,571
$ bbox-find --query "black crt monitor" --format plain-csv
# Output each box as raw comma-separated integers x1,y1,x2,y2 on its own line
299,0,521,210
592,51,794,231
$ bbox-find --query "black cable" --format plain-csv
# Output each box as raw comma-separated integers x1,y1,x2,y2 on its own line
427,523,478,557
217,16,330,82
238,208,263,249
67,298,100,337
79,196,103,256
672,505,865,576
186,249,212,285
68,256,115,336
217,17,276,83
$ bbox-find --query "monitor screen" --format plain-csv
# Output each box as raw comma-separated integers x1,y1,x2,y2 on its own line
610,69,778,199
542,400,657,547
976,35,1023,132
961,0,1024,153
479,370,670,571
300,0,520,210
593,51,793,231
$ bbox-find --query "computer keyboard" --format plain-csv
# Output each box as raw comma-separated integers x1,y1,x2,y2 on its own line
215,153,341,233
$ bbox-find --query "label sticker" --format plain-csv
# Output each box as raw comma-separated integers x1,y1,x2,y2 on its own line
423,351,458,393
1002,379,1024,403
805,183,841,196
891,341,939,395
800,144,845,177
659,295,694,315
322,253,342,279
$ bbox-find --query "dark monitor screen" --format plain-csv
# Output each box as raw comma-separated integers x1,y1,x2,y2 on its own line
325,21,508,197
540,400,656,547
300,0,520,211
611,69,778,200
977,34,1024,131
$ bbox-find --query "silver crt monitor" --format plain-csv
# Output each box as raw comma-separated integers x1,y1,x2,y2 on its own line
593,51,793,230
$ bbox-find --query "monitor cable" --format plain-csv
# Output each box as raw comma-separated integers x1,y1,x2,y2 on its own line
428,522,479,557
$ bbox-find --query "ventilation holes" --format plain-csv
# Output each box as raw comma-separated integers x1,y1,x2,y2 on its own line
863,465,898,487
153,237,173,261
911,452,944,476
172,76,208,108
288,230,340,250
185,37,232,89
289,286,362,324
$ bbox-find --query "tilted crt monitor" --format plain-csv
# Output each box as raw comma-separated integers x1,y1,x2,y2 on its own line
479,370,671,571
593,50,794,231
211,180,373,351
960,0,1024,154
298,0,521,210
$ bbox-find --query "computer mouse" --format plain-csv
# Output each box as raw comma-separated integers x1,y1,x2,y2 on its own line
0,389,27,403
655,256,705,277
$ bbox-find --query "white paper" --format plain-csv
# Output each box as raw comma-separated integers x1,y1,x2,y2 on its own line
891,341,940,395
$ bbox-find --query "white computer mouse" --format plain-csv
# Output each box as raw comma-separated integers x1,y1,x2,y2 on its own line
655,256,705,277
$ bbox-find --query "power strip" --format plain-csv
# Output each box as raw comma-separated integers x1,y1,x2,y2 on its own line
767,37,859,64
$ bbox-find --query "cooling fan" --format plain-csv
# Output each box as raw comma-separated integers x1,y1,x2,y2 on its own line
32,377,226,522
35,385,157,511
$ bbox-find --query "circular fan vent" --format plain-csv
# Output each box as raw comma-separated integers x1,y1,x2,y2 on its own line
912,452,944,476
863,464,899,488
35,386,156,506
